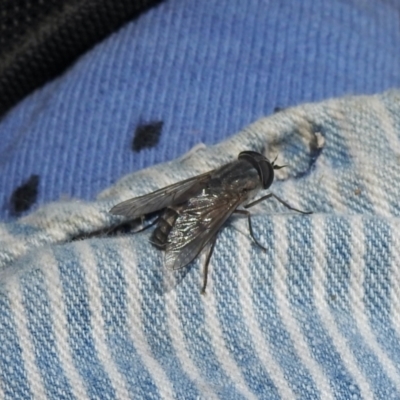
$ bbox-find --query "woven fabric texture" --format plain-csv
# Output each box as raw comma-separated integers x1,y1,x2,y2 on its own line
1,90,400,398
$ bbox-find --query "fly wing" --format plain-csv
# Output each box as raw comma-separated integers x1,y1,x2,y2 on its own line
110,171,212,219
164,191,244,270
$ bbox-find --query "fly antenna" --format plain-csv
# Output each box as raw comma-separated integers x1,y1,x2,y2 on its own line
271,155,286,170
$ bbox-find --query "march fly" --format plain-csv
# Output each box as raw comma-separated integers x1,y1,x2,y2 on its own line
110,151,312,293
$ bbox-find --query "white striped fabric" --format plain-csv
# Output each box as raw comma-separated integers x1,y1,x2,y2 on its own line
1,90,400,398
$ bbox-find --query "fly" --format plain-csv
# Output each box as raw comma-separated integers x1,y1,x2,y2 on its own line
110,151,312,293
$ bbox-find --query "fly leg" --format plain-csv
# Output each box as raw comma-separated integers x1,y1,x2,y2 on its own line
245,193,312,215
201,236,217,295
234,209,267,251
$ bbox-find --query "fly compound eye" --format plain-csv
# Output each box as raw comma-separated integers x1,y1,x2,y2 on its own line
238,151,274,189
259,160,274,189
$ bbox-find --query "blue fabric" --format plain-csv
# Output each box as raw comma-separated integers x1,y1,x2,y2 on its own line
0,0,399,220
1,0,400,398
1,90,400,398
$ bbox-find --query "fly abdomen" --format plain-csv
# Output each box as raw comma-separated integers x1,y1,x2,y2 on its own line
151,207,179,248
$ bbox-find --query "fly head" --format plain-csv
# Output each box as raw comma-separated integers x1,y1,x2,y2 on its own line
238,151,284,189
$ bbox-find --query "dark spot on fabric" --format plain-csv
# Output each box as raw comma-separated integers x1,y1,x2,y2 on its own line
11,174,39,214
132,121,163,152
273,106,285,113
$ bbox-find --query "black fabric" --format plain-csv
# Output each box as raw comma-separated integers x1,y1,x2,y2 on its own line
0,0,164,118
